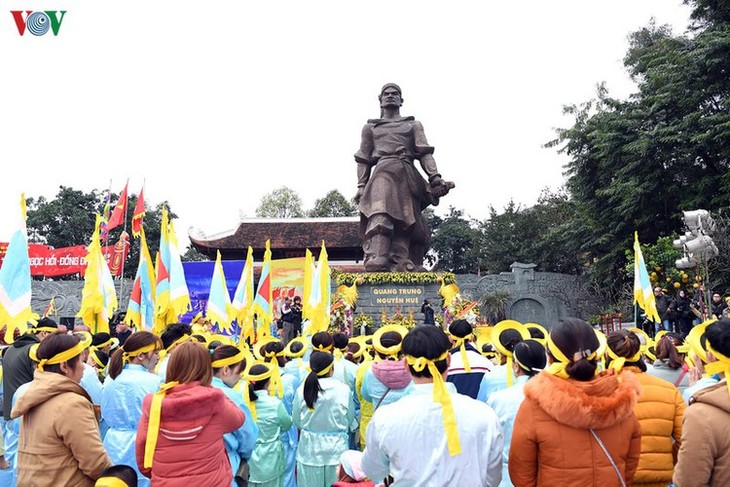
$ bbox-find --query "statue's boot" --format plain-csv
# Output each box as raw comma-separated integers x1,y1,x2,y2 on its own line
364,234,391,272
391,235,417,272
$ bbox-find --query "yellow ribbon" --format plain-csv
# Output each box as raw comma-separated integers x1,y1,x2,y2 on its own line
546,335,597,379
211,350,246,369
94,477,128,487
405,351,461,456
243,364,277,421
263,351,285,398
123,343,159,365
313,344,333,352
37,335,91,371
334,348,345,359
705,343,730,396
606,347,643,372
94,338,114,349
95,476,129,487
144,381,180,469
157,334,191,364
373,341,401,358
90,350,106,370
242,382,258,421
450,335,472,373
32,326,57,334
316,361,334,377
506,356,515,386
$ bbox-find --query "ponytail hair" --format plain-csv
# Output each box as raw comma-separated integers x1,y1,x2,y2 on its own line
607,330,646,372
108,331,161,379
655,334,684,369
303,351,334,410
247,364,272,401
549,318,599,381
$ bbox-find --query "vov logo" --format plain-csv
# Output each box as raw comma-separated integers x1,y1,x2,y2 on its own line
11,11,66,36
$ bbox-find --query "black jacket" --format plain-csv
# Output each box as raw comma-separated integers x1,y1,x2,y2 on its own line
2,333,40,420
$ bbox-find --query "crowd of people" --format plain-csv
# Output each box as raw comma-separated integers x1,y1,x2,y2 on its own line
651,286,729,335
0,310,728,486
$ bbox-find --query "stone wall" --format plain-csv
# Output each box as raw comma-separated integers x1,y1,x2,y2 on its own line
31,262,584,328
31,279,132,326
351,263,585,328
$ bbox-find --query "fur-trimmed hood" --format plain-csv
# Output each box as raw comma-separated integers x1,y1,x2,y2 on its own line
524,369,640,430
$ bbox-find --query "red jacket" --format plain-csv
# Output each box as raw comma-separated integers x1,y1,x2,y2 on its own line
136,382,245,486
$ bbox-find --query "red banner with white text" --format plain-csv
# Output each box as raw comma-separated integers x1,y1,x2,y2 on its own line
0,240,129,277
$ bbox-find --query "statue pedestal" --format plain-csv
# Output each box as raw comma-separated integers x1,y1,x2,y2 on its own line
352,281,442,332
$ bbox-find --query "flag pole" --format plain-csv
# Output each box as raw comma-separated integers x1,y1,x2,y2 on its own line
117,179,131,305
102,179,112,261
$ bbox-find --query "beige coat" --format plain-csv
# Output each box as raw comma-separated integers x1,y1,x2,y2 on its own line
11,370,112,486
674,380,730,487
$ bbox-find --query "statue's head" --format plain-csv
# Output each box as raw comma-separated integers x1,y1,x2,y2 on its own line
379,83,403,109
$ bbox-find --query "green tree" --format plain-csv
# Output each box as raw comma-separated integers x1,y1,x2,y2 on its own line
182,245,209,262
548,1,730,291
255,187,304,218
26,186,102,248
307,189,357,217
429,207,483,273
26,187,176,279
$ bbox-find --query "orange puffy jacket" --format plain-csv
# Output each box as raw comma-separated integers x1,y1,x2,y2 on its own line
625,367,685,487
509,369,642,487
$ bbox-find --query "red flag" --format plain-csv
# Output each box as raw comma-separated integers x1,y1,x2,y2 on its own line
132,187,146,238
106,182,129,231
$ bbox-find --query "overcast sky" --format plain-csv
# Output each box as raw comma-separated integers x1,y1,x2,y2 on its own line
0,1,693,250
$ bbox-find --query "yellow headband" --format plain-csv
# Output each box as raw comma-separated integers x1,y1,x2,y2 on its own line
373,324,407,358
492,320,531,386
211,350,246,369
313,343,333,352
94,338,114,349
165,334,191,352
33,326,57,334
449,334,472,373
284,337,309,358
123,343,159,364
37,335,92,371
90,350,107,370
405,351,460,456
243,363,276,420
315,361,334,377
546,334,597,379
144,381,180,468
705,343,730,396
95,476,129,487
606,346,643,372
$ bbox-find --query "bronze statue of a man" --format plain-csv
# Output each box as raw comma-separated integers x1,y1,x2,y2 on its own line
355,83,454,272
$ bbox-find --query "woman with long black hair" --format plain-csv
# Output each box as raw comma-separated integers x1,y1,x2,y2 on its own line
292,351,354,487
101,331,162,487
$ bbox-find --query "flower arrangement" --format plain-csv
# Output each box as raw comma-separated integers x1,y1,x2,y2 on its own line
329,283,358,336
333,270,456,286
380,307,417,330
440,283,488,328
